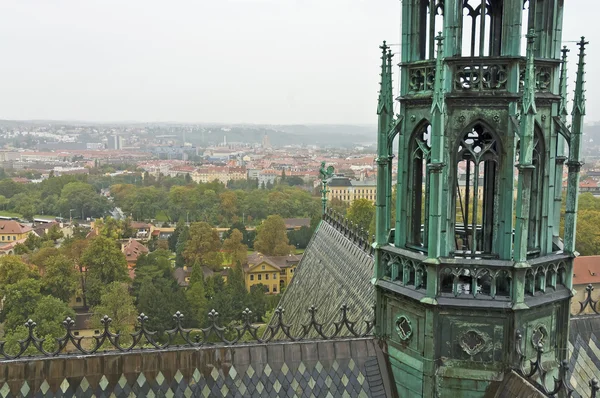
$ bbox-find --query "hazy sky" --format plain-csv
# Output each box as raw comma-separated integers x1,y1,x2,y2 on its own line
0,0,597,125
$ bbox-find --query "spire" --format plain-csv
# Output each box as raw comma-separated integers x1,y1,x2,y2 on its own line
573,37,588,117
385,48,394,125
430,33,445,114
377,41,392,116
558,46,570,119
564,37,588,255
522,29,537,115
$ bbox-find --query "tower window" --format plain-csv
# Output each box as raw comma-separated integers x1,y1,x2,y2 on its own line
454,123,500,256
407,123,432,249
528,131,544,254
462,0,500,57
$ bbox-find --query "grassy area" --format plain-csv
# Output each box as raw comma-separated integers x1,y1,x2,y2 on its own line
155,210,170,222
0,210,21,218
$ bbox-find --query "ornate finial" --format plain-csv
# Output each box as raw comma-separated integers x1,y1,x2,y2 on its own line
591,378,599,398
578,36,589,51
559,46,570,118
573,36,588,116
378,41,393,116
380,40,389,52
435,31,444,54
522,29,537,115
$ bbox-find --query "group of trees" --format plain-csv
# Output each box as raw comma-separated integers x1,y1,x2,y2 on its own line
0,168,320,226
0,175,110,221
167,214,299,271
111,181,320,226
569,192,600,256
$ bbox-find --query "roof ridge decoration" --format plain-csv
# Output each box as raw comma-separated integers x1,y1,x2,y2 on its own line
0,304,374,361
323,207,374,256
515,330,599,397
577,284,600,315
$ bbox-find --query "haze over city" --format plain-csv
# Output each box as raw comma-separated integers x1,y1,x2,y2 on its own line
0,0,598,125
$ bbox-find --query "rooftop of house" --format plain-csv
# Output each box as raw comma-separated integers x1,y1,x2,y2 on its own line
130,221,151,230
246,252,302,270
0,220,32,235
573,255,600,285
122,238,149,264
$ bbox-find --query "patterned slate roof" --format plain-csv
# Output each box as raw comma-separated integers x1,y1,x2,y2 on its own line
0,338,393,397
271,218,375,338
568,314,600,397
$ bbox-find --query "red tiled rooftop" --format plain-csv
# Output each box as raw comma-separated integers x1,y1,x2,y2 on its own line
573,256,600,285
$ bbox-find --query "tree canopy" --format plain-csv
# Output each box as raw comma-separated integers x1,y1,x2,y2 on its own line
253,215,294,256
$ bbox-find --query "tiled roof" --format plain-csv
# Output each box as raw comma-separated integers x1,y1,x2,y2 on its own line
130,221,150,229
0,237,27,252
247,253,302,269
0,220,32,234
568,315,600,397
573,256,600,285
122,238,148,264
0,337,394,397
174,267,191,286
271,217,374,338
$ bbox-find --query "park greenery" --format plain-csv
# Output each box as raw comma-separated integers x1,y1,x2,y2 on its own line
0,171,319,226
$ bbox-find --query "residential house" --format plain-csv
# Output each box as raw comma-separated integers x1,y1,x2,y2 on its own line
0,238,28,255
70,310,101,340
151,227,175,240
0,220,33,244
174,265,228,288
571,255,600,314
130,221,153,239
122,238,149,270
245,253,302,293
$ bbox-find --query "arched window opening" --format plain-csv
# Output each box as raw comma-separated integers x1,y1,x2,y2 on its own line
454,123,500,257
515,129,545,256
521,0,530,56
528,131,544,255
462,0,500,57
407,124,432,250
425,1,445,59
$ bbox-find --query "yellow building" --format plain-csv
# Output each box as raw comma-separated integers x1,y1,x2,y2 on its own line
192,166,246,184
0,220,33,243
326,176,377,204
245,253,302,294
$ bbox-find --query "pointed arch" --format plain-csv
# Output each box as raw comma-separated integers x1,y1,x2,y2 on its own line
528,125,545,254
453,120,502,256
406,120,432,249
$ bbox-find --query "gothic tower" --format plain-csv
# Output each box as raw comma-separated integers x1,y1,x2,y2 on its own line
374,1,587,396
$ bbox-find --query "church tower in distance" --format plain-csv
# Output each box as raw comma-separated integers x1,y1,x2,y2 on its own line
374,1,587,396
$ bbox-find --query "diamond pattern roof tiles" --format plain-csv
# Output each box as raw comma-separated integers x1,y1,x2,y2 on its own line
0,338,391,397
